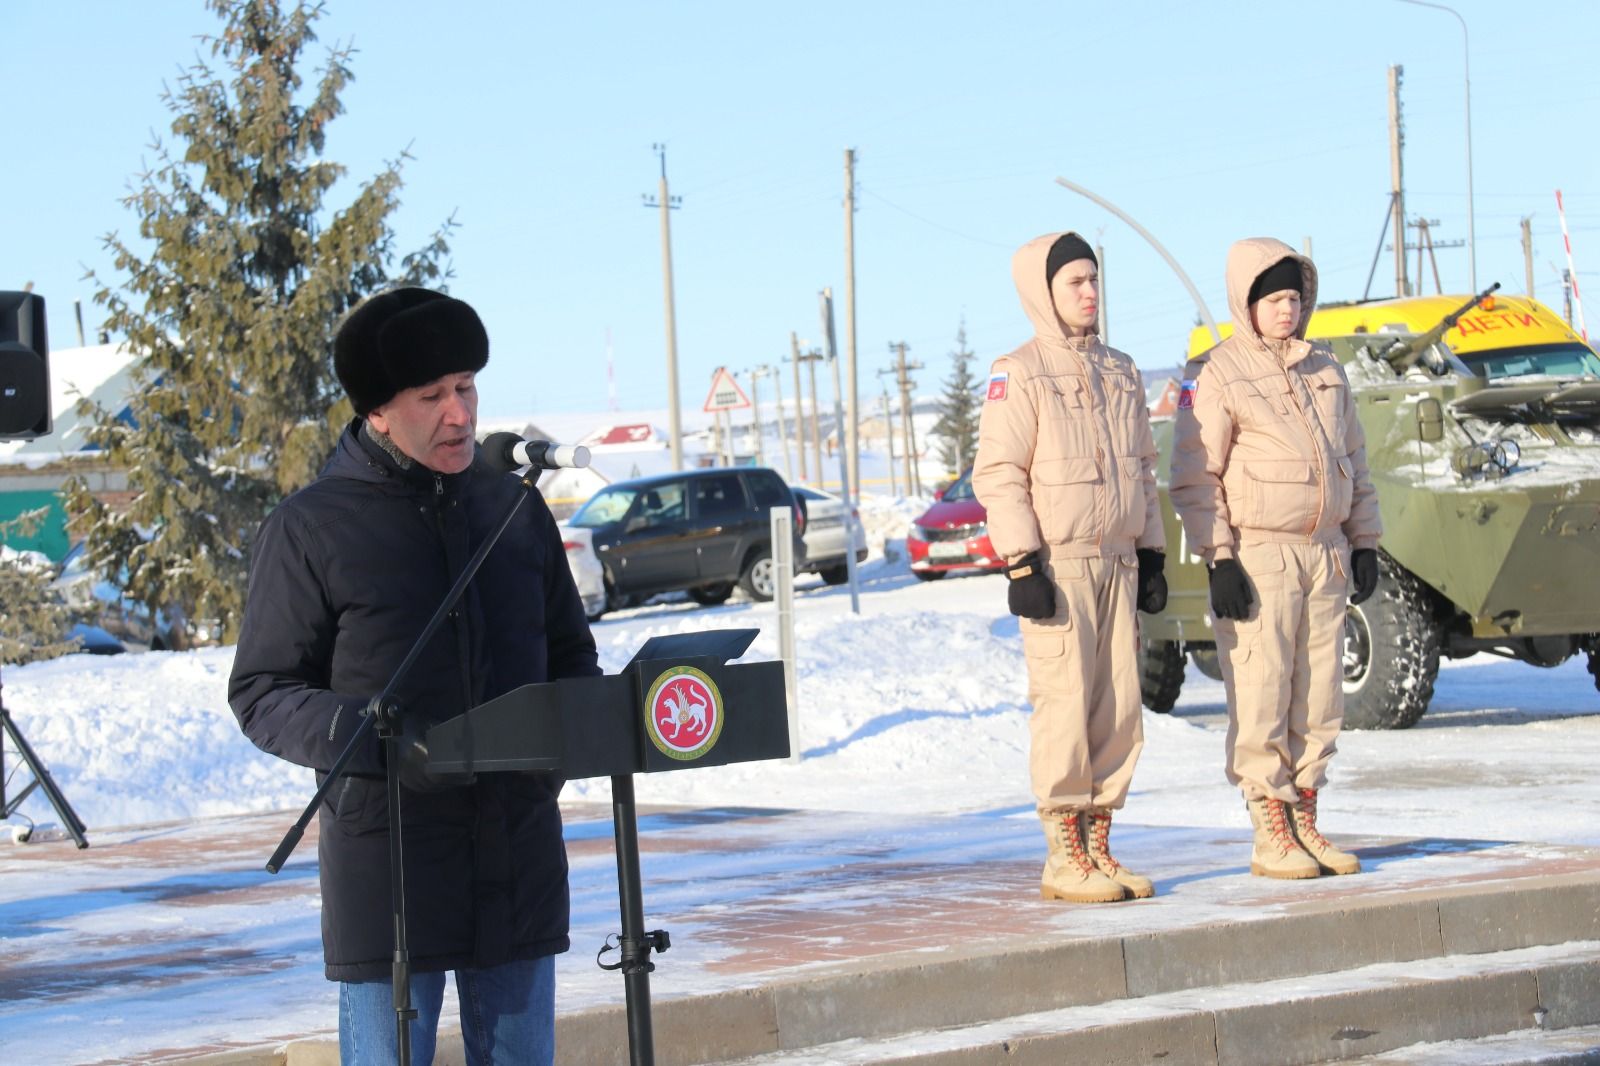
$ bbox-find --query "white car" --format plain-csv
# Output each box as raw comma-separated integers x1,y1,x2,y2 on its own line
558,524,608,621
793,486,868,585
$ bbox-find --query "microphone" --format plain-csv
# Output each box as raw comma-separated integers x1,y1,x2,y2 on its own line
481,432,591,473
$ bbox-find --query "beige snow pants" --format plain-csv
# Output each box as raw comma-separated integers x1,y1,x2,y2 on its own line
1214,539,1348,803
1021,551,1144,812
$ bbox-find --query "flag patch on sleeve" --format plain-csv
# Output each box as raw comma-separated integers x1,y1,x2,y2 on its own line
986,371,1009,401
1177,379,1198,409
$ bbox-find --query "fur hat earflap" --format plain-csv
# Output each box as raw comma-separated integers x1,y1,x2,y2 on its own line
334,288,489,416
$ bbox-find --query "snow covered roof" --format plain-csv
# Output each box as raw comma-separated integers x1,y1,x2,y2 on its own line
579,422,662,448
0,343,139,466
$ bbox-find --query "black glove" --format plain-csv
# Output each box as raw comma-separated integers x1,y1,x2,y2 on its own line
1350,548,1379,606
374,700,477,793
1005,551,1056,620
1208,558,1254,621
1136,548,1167,614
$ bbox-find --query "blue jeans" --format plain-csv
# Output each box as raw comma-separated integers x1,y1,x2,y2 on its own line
339,956,555,1065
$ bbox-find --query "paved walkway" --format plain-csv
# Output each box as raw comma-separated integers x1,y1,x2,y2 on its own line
2,803,1597,1063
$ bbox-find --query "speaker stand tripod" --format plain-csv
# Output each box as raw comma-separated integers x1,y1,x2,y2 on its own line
0,664,89,848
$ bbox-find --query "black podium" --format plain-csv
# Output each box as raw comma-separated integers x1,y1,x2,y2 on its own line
424,629,789,1066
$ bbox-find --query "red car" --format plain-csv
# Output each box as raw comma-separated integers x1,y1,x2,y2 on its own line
905,469,1005,580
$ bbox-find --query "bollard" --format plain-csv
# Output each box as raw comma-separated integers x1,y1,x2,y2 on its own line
769,506,800,763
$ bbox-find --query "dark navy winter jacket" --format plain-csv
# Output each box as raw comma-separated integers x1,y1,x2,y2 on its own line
228,421,600,981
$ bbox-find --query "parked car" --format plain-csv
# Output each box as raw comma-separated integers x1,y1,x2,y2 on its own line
49,542,221,651
66,622,126,655
563,466,807,614
792,486,868,585
904,468,1005,580
558,523,608,622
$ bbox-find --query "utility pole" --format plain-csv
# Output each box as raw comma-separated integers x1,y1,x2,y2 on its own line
800,347,825,486
819,287,862,612
886,341,923,497
1404,218,1463,295
643,144,684,469
1521,216,1536,297
1095,238,1107,340
746,369,765,467
1389,65,1409,298
878,376,899,496
788,332,808,484
843,148,861,506
605,328,618,413
760,364,792,481
1417,219,1439,294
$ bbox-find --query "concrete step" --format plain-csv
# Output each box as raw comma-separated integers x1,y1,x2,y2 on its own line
1355,1022,1600,1064
542,874,1600,1066
714,940,1600,1065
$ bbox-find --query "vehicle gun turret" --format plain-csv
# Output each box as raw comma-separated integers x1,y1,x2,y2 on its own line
1370,282,1501,373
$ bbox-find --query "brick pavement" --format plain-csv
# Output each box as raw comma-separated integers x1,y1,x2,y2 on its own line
2,803,1598,1063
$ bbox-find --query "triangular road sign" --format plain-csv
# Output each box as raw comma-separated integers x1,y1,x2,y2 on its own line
703,366,751,412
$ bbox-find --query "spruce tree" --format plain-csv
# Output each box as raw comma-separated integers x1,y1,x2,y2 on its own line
932,322,980,476
0,511,78,665
62,0,454,646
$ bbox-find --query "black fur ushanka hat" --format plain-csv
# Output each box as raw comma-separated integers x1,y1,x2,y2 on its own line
333,288,489,416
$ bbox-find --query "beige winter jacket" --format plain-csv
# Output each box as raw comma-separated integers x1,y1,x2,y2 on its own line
1169,238,1382,563
972,232,1164,561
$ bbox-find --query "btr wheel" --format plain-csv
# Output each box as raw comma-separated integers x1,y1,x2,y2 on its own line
1342,553,1441,730
740,550,776,602
1189,646,1224,682
1138,637,1186,714
913,570,947,582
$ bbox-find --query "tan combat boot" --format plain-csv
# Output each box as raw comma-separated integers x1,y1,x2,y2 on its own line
1038,809,1127,903
1245,796,1321,879
1290,788,1361,875
1082,807,1155,899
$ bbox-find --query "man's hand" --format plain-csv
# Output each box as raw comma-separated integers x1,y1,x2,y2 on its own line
1136,548,1167,614
381,704,477,792
1005,551,1056,620
1208,558,1254,621
1350,548,1379,605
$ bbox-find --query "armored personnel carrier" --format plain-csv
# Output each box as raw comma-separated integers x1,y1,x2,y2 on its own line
1142,286,1600,728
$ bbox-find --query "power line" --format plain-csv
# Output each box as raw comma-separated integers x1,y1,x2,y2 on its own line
857,186,1013,249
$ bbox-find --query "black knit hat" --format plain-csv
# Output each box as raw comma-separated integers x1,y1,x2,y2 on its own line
333,288,489,416
1247,257,1303,306
1045,233,1097,288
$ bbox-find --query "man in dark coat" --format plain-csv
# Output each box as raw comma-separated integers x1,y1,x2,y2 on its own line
229,287,599,1064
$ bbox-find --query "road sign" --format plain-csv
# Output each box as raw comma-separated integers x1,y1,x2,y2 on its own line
703,367,751,412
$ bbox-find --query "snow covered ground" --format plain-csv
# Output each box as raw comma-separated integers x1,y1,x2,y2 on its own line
2,533,1599,1062
5,546,1599,846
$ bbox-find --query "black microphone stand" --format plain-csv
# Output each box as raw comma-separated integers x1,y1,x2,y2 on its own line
265,466,537,1065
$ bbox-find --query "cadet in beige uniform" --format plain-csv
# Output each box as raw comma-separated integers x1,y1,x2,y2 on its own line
973,232,1167,904
1170,238,1381,879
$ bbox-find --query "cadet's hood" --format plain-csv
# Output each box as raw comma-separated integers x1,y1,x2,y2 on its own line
1012,232,1093,347
1226,237,1318,344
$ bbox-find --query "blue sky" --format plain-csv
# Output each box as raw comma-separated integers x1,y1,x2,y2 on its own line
8,1,1598,419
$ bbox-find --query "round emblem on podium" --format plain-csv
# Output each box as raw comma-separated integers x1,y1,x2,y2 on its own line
644,666,724,761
